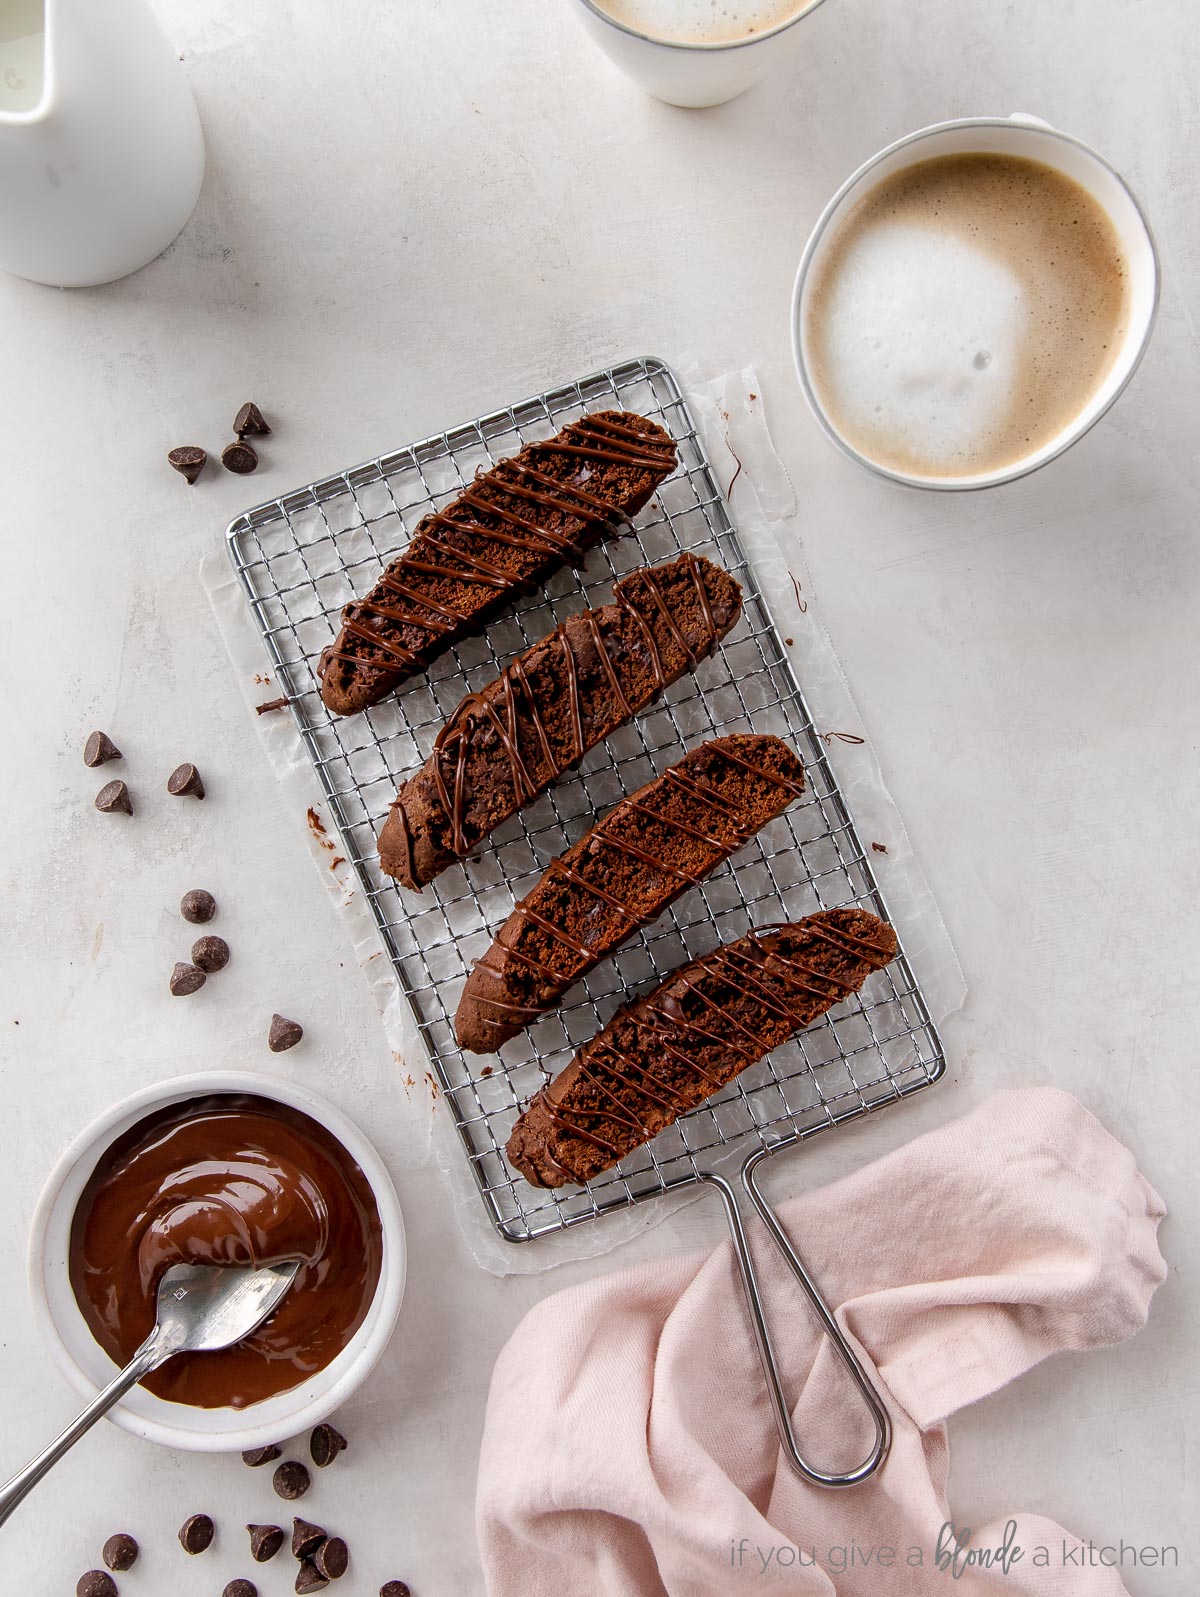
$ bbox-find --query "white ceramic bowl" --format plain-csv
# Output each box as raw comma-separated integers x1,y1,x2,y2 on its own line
28,1071,406,1453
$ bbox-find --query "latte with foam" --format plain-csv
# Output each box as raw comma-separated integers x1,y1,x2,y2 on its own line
590,0,812,46
803,154,1130,479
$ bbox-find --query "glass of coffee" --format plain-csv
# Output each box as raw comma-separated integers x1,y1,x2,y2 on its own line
570,0,830,108
792,117,1159,490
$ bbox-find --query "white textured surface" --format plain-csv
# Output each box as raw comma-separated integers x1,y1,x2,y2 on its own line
0,1,1196,1592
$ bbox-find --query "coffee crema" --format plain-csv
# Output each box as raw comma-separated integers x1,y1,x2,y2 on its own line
803,153,1130,479
591,0,809,46
68,1094,384,1410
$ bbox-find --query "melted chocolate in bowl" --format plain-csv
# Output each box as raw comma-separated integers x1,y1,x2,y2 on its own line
68,1094,384,1409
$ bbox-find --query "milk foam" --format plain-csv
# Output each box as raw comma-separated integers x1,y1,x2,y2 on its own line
804,155,1130,478
594,0,807,45
811,224,1025,469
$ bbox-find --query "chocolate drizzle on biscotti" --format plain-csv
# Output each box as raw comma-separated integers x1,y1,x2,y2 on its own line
505,909,898,1188
319,412,677,715
377,553,744,890
454,734,806,1054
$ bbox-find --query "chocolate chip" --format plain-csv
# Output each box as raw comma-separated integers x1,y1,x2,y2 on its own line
167,761,205,798
269,1014,304,1053
292,1518,327,1559
168,445,207,484
272,1459,311,1500
222,439,259,474
95,779,132,815
313,1537,349,1580
181,888,217,924
224,1583,258,1597
295,1559,330,1594
247,1523,285,1562
191,934,230,973
309,1422,347,1468
76,1573,118,1597
178,1512,215,1553
84,731,122,768
102,1533,138,1572
234,402,272,438
380,1583,412,1597
169,960,206,996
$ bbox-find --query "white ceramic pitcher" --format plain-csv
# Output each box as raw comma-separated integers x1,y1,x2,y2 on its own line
0,0,204,287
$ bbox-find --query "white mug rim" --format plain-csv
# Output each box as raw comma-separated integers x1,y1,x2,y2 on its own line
574,0,829,53
790,116,1162,492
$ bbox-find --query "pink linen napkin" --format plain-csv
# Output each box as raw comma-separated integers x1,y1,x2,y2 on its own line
476,1087,1166,1596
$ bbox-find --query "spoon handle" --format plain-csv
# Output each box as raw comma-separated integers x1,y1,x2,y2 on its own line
0,1337,164,1531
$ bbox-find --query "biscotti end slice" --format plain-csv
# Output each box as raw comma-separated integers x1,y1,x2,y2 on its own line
454,734,806,1054
318,410,677,716
377,552,743,890
506,908,897,1189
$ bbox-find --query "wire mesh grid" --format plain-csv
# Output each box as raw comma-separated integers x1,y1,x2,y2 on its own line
227,357,945,1243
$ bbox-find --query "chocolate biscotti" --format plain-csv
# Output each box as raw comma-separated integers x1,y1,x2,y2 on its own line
454,734,806,1054
378,552,744,890
319,411,677,716
506,909,897,1188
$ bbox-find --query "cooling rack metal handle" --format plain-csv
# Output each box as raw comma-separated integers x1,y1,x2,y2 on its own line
702,1145,892,1489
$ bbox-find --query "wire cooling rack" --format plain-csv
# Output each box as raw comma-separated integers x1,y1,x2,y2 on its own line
227,357,945,1245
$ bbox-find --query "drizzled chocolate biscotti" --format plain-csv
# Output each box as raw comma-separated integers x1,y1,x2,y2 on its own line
377,552,744,890
454,734,806,1054
319,411,677,716
506,909,897,1188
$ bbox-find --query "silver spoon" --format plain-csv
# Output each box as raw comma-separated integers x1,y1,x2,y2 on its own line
0,1260,299,1529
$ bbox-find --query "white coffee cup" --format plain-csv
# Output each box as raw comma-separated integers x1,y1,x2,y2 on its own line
569,0,829,109
791,116,1160,490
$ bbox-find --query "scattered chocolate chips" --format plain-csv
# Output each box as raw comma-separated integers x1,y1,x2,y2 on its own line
181,888,217,924
170,960,206,996
192,933,230,973
102,1533,138,1572
76,1573,117,1597
269,1014,304,1053
178,1511,215,1554
222,439,260,475
234,401,272,438
95,779,132,816
224,1582,258,1597
292,1518,327,1560
314,1536,349,1580
272,1459,311,1500
871,841,889,855
168,445,207,484
295,1559,330,1594
84,731,122,768
380,1583,412,1597
247,1523,286,1562
167,761,205,798
309,1422,348,1468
